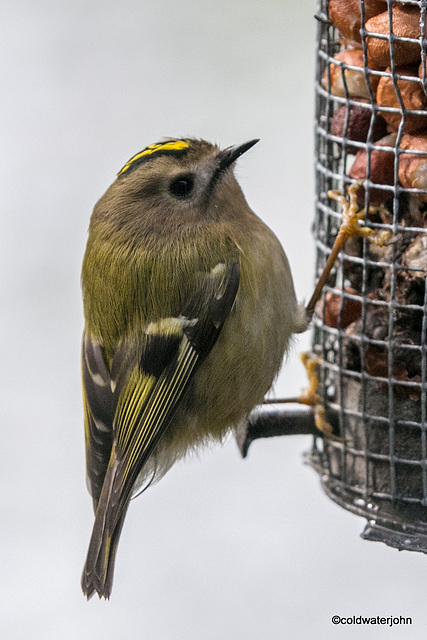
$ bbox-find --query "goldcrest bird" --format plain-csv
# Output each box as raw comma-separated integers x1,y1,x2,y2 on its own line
80,137,308,599
81,138,392,599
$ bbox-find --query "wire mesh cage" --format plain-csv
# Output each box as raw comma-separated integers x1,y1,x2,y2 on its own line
234,0,427,553
306,0,427,552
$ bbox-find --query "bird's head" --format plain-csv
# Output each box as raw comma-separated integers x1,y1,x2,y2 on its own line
90,138,259,239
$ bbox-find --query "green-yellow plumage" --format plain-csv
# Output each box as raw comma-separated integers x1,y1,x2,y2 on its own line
81,138,307,599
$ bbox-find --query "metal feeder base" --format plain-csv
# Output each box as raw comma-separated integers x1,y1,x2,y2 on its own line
307,447,427,554
238,404,427,555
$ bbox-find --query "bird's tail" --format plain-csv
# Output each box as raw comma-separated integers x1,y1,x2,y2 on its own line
81,463,128,600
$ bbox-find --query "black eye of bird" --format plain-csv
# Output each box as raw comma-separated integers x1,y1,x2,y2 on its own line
169,175,194,198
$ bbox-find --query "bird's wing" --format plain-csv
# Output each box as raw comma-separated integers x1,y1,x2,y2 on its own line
82,261,240,598
108,261,240,526
82,261,240,514
82,334,115,509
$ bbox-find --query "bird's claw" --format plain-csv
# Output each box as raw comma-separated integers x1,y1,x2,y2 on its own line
328,182,392,248
296,353,339,440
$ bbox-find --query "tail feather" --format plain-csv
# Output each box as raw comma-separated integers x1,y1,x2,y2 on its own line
81,463,129,600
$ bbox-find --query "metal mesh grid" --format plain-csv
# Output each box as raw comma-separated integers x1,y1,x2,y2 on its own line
308,0,427,550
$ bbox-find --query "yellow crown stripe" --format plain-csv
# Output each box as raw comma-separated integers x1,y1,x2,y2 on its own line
118,140,190,176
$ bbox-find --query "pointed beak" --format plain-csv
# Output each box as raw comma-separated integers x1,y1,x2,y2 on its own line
216,139,260,171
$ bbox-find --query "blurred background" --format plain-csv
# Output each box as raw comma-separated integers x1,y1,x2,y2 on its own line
2,0,427,638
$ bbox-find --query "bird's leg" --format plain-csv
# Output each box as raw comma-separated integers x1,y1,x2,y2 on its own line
261,184,392,441
295,183,391,439
305,182,392,321
300,352,336,438
265,353,337,438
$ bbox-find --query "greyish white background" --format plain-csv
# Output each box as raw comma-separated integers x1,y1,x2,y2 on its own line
2,1,427,638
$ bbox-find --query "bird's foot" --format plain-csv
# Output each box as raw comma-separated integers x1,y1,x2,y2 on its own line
297,352,343,441
328,182,392,248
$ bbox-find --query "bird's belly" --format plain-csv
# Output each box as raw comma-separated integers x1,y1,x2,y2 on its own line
157,276,293,457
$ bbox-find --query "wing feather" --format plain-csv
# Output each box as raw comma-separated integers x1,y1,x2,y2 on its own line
82,261,240,598
82,335,115,509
